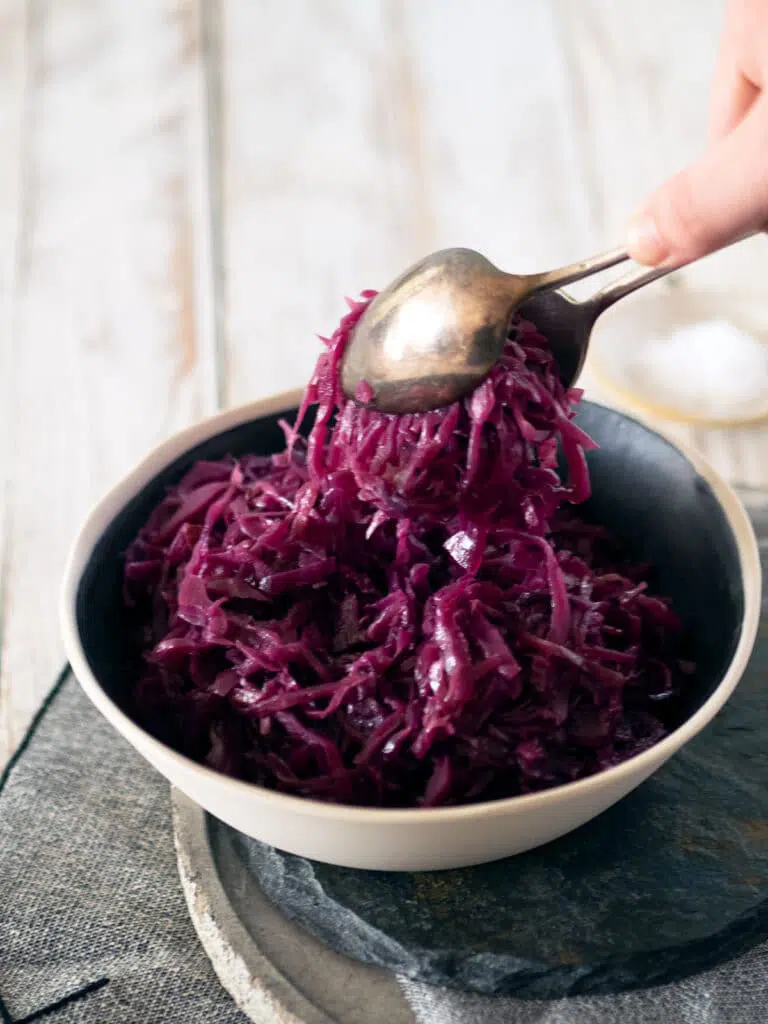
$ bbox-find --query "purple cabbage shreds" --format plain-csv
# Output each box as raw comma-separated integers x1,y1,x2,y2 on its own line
124,294,693,808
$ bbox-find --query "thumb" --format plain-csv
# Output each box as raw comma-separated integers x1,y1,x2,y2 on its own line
627,95,768,267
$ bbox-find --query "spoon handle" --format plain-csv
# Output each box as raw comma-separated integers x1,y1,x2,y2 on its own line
587,229,760,317
589,264,672,316
526,247,629,294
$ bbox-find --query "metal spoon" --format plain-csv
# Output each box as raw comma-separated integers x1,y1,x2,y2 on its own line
517,262,671,389
340,242,748,413
341,246,629,413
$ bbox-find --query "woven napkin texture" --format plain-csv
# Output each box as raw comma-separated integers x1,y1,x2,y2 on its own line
2,671,767,1023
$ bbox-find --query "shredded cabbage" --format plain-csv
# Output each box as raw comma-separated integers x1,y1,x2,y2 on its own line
124,295,692,807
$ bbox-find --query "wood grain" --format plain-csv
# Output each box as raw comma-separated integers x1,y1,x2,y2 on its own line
0,0,31,766
219,0,419,407
0,0,218,763
555,0,768,485
218,0,599,408
1,0,766,769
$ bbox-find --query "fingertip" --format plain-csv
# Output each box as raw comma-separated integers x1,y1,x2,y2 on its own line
626,213,669,266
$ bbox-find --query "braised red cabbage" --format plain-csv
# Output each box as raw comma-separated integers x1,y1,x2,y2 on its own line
124,296,692,807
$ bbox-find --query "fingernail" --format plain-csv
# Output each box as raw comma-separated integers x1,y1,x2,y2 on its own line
626,213,669,266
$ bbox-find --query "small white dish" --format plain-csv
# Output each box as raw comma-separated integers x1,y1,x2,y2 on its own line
588,287,768,427
60,391,761,871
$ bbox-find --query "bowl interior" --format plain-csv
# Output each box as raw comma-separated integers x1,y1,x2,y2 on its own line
76,401,745,735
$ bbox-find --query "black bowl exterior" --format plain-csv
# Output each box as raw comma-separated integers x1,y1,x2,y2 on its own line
76,401,743,724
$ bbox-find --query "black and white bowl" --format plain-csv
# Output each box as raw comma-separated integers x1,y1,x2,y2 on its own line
60,392,761,870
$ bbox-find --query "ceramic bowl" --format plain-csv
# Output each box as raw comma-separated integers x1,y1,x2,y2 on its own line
60,390,761,870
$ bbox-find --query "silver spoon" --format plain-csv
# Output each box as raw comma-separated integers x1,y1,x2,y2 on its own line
340,243,744,413
517,262,670,389
340,246,629,412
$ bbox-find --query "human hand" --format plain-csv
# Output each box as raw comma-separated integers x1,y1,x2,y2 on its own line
627,0,768,267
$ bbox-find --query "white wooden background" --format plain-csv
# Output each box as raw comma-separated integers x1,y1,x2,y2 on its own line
1,0,766,769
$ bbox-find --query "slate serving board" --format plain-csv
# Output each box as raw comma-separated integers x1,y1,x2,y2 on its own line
178,506,768,1001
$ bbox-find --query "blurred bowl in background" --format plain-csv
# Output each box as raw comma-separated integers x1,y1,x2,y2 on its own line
588,285,768,427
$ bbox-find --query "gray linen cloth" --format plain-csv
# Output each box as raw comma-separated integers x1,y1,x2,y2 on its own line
2,672,767,1023
0,670,245,1024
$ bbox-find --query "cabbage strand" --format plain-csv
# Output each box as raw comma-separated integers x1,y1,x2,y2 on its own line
124,295,691,807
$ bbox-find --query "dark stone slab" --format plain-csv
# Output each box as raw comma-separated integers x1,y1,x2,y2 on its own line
209,507,768,1000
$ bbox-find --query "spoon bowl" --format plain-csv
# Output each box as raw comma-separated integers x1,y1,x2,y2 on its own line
341,246,628,413
344,237,754,414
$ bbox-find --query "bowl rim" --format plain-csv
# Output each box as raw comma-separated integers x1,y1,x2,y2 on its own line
60,389,762,825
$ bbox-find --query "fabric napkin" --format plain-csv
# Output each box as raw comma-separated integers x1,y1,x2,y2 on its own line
0,670,245,1024
2,670,767,1023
